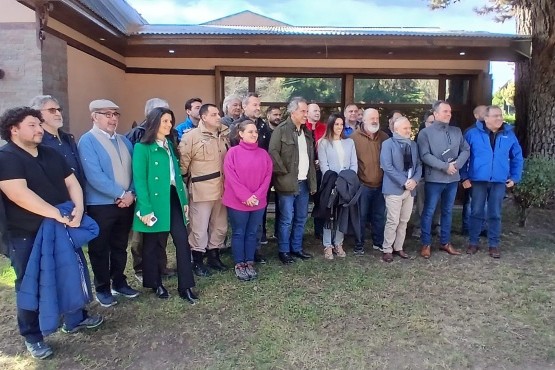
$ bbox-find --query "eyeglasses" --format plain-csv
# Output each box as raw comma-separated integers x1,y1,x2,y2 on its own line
42,107,63,114
95,111,121,119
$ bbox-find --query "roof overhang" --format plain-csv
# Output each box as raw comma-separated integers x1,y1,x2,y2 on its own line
17,0,531,62
125,33,527,61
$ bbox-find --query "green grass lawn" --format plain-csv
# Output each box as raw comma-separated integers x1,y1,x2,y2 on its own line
0,204,554,369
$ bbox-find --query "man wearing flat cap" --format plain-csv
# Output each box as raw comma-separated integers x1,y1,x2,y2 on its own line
78,99,139,307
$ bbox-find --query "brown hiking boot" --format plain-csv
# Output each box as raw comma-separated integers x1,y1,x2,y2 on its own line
324,246,334,260
489,247,501,258
420,245,431,259
466,245,479,254
440,243,461,255
333,244,346,258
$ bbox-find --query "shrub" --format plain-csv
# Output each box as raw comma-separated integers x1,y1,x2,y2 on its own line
504,114,516,124
513,155,555,227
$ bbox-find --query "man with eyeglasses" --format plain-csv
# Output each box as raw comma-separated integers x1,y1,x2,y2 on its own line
417,100,470,259
78,99,139,307
29,95,85,189
460,105,523,258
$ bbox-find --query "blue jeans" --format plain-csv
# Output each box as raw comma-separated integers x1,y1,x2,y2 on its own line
228,208,265,264
469,182,505,247
359,185,385,247
420,182,458,245
462,187,487,234
323,228,344,248
277,180,310,253
9,236,86,343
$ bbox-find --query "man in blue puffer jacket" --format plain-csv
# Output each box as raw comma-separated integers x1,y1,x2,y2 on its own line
18,201,100,337
460,105,523,258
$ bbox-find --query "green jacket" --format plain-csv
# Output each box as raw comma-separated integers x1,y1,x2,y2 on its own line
268,118,317,194
132,141,188,233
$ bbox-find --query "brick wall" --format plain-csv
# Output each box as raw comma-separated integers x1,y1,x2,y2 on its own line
0,23,69,129
0,23,43,113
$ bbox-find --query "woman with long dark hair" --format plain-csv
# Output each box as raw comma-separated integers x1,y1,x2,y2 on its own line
132,107,197,303
317,113,358,259
223,120,273,281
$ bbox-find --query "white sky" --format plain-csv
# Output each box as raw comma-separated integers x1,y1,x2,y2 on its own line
127,0,517,91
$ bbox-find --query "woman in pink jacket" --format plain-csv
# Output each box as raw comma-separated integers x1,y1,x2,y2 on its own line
223,120,273,281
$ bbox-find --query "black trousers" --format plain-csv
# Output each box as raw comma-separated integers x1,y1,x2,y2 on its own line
262,189,280,238
142,187,195,293
87,204,133,293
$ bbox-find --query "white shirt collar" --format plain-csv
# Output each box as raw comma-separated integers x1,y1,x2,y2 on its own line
94,124,116,139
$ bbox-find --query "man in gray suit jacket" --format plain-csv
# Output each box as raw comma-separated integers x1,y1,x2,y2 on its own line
417,101,470,259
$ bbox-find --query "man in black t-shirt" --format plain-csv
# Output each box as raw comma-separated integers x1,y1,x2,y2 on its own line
0,107,103,359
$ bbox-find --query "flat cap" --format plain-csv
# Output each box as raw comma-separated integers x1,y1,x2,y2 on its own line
89,99,119,112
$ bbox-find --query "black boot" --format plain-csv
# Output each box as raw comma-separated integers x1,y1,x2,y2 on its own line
179,288,199,305
206,249,228,272
192,251,211,277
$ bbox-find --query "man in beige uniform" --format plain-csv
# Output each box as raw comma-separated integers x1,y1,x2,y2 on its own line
179,103,229,277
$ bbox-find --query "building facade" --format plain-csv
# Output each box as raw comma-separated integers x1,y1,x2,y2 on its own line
0,0,530,137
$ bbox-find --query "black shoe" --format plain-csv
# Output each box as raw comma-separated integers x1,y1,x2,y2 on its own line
186,288,198,300
152,285,169,299
192,251,212,277
193,262,212,277
278,252,295,264
179,288,199,304
353,246,365,256
254,250,267,264
207,249,229,272
260,235,269,245
291,250,312,260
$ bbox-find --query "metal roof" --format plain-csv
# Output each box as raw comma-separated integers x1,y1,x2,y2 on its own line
133,24,526,39
77,0,147,34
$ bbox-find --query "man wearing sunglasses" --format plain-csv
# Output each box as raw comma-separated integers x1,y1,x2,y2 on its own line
29,95,85,189
78,99,139,307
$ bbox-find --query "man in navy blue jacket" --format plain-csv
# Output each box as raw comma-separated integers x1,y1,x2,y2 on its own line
460,105,523,258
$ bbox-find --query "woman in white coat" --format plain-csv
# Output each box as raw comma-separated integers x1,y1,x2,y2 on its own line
317,113,358,259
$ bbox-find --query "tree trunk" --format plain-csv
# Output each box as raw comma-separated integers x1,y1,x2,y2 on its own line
513,5,532,156
523,0,555,158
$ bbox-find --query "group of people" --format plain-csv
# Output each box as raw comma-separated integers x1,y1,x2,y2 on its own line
0,92,523,359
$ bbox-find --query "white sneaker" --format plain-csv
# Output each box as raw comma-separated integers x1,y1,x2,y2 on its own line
373,245,384,252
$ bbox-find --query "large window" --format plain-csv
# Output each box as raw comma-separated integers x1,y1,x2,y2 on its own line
354,78,439,104
225,75,342,104
255,77,342,104
219,70,475,129
224,76,248,97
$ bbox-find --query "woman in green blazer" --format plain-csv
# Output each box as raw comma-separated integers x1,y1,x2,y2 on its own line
132,107,197,303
